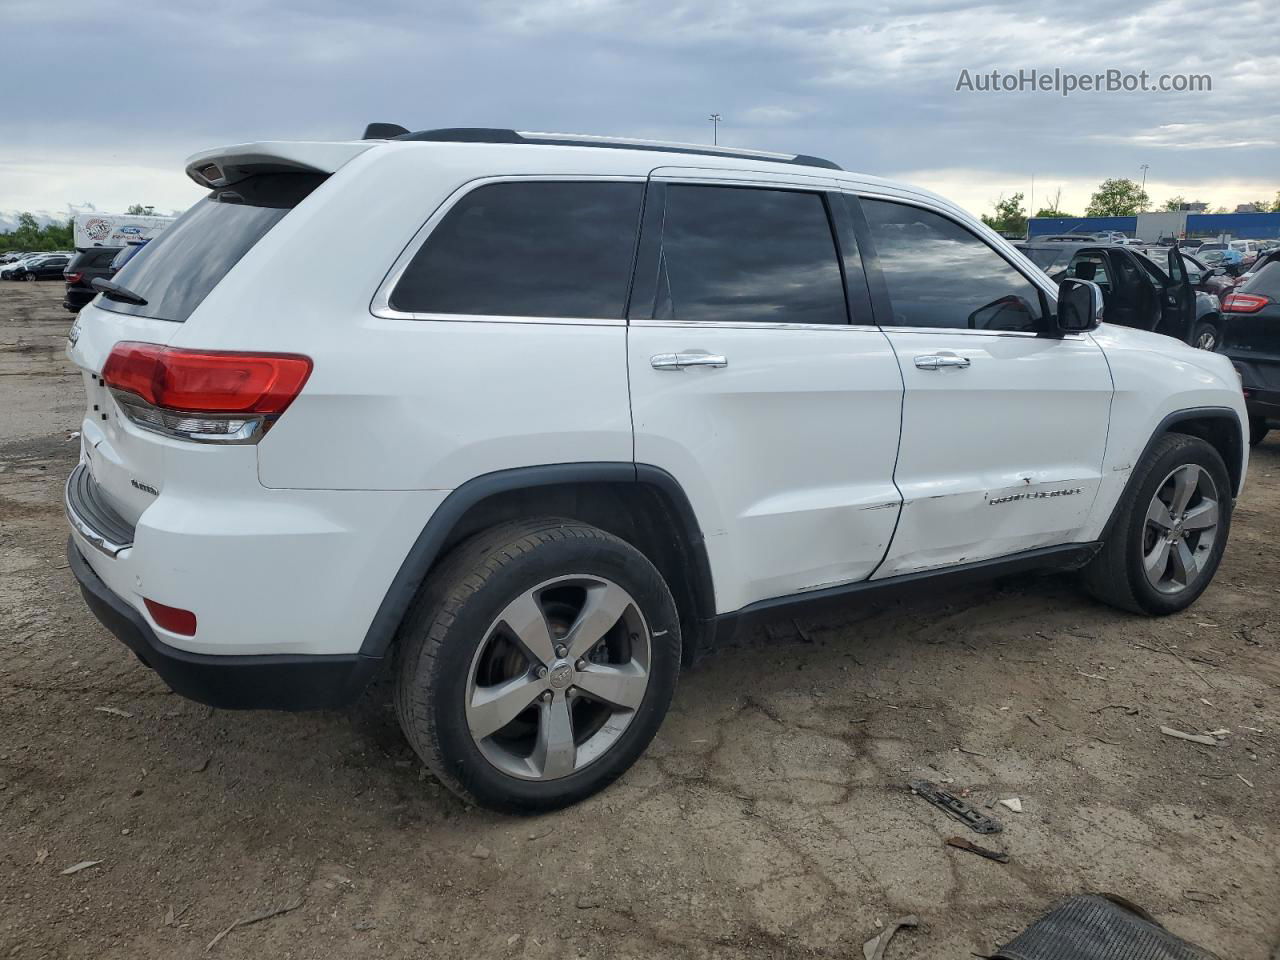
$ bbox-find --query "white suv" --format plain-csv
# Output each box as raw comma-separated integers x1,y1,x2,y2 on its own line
66,126,1248,811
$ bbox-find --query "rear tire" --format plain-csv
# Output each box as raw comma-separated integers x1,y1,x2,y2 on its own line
393,519,681,812
1249,417,1269,447
1082,433,1231,615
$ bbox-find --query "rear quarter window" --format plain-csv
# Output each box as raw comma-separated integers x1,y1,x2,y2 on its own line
98,172,326,323
389,181,644,319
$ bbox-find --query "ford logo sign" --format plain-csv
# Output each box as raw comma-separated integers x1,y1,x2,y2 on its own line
119,225,143,235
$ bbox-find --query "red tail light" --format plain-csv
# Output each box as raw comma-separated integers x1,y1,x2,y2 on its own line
1222,293,1270,314
144,598,197,636
103,342,312,414
102,342,311,443
65,272,83,283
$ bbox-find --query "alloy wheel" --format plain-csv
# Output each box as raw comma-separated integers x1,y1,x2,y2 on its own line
1142,463,1220,594
1195,328,1218,351
465,575,651,780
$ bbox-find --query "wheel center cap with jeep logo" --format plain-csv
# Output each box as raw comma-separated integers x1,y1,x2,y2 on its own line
549,663,573,689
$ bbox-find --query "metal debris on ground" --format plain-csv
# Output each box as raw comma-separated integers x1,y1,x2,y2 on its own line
945,835,1010,863
999,797,1024,813
1160,726,1218,746
908,780,1003,834
863,914,919,960
94,706,134,719
206,896,304,952
59,860,102,875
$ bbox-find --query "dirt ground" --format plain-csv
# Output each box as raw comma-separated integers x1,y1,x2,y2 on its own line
1,280,1277,960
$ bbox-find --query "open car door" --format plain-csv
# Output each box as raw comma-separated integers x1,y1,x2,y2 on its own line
1160,246,1197,342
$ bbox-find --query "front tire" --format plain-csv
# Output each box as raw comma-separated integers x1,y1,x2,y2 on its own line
1191,320,1220,352
394,519,681,812
1082,433,1231,615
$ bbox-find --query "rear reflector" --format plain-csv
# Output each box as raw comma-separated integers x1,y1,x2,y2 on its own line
103,342,312,414
1222,293,1270,314
144,598,197,636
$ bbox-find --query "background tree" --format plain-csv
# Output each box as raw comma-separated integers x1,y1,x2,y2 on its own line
980,192,1027,236
0,213,74,253
126,204,156,216
1033,188,1070,219
1085,178,1150,217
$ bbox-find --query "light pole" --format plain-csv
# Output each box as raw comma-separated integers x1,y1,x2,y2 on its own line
708,113,721,145
1139,163,1149,191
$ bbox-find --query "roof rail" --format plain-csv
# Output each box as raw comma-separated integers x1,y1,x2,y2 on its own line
371,126,842,171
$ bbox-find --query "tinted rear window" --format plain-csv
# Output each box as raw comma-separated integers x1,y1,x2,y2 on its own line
1242,262,1280,299
70,248,119,270
98,172,325,323
638,184,848,325
390,181,643,318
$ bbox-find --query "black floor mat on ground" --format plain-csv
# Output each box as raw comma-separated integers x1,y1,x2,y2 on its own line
994,895,1219,960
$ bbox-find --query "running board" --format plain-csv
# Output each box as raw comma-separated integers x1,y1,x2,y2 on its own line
709,541,1102,649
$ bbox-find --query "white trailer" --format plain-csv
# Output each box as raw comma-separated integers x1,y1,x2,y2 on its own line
73,213,175,249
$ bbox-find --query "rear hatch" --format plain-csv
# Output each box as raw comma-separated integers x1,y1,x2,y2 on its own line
66,144,368,529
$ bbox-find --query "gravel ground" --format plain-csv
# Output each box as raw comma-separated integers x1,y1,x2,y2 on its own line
2,281,1277,959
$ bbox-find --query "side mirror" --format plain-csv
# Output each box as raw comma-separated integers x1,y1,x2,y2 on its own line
1056,277,1103,333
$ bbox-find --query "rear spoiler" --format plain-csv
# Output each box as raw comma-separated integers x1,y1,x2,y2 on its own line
184,140,375,189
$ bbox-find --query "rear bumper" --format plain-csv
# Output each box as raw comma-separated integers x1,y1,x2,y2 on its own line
1226,354,1280,422
68,537,382,710
63,287,95,312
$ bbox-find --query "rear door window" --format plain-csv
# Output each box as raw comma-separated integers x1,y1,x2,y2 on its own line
633,184,848,325
98,172,326,323
389,181,643,319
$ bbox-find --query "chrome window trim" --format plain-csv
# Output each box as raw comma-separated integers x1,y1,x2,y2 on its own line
630,319,881,333
370,174,647,325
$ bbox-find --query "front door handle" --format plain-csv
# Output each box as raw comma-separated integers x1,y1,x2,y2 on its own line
651,352,728,371
914,354,971,371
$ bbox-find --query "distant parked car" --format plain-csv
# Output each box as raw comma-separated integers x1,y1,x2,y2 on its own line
1228,240,1260,267
1062,245,1223,350
1222,262,1280,445
12,254,71,281
63,248,121,312
3,254,69,280
1181,252,1235,299
1,254,46,279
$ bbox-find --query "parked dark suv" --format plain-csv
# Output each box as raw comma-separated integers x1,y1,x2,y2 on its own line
63,248,121,313
1221,262,1280,445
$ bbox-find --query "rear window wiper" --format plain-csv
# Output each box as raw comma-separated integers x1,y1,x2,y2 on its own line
91,278,148,306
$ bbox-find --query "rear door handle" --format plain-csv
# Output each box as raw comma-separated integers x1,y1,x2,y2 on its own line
914,354,971,370
651,352,728,371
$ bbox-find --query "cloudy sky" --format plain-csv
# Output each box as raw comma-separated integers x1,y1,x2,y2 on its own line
3,0,1276,228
